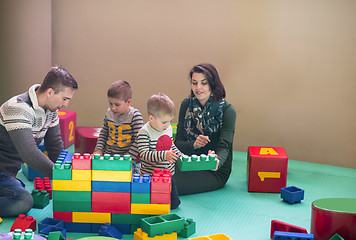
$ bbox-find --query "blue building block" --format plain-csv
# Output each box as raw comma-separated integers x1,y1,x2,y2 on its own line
281,186,304,204
64,222,92,233
38,226,66,238
131,174,151,193
92,181,131,192
273,231,314,240
98,223,123,239
57,150,73,164
91,223,131,234
38,218,64,232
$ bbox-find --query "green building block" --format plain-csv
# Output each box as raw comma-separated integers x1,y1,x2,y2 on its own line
171,123,177,141
141,213,185,237
329,233,344,240
177,154,217,171
178,218,196,238
12,229,34,240
52,161,72,180
92,154,132,171
31,189,50,209
131,193,150,204
48,231,65,240
111,213,148,225
52,190,91,212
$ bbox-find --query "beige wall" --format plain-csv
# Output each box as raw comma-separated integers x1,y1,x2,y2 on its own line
1,1,356,168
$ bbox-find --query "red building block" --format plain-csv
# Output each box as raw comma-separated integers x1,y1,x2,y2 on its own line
151,168,171,194
151,192,170,204
92,192,131,214
58,110,77,149
34,177,52,199
72,153,92,170
53,211,73,222
75,126,100,154
247,146,288,192
270,219,308,239
11,214,36,231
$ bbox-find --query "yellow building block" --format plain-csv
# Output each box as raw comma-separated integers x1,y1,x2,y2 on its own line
131,203,170,215
134,228,177,240
0,217,2,223
189,233,231,240
92,170,132,182
72,169,91,180
72,212,111,223
52,179,91,191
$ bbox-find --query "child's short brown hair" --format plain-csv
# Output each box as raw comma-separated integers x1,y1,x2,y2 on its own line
107,80,132,102
147,93,175,117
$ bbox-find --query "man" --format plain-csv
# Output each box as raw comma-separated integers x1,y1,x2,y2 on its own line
0,66,78,217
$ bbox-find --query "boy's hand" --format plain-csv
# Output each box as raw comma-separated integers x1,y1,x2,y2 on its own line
166,150,178,163
194,135,210,149
91,151,103,158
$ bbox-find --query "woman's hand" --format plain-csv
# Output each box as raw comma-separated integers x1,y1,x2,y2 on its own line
194,135,210,149
208,150,220,171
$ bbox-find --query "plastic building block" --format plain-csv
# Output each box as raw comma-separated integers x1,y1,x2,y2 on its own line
92,223,131,234
58,110,76,148
38,218,64,232
141,213,184,237
134,228,177,240
281,186,304,204
47,231,65,240
247,146,288,193
0,216,2,223
11,214,36,231
72,153,92,170
52,212,72,222
270,219,308,239
92,153,132,171
151,168,171,194
53,190,91,212
31,189,50,208
64,222,92,233
92,181,131,192
92,169,132,182
72,212,111,224
311,198,356,240
98,223,123,239
171,123,177,141
131,193,151,204
92,192,130,213
39,226,66,238
189,233,231,240
177,154,217,171
111,213,149,225
131,203,170,215
52,161,72,180
72,169,91,180
56,150,73,164
273,231,314,240
11,229,34,240
34,177,52,199
178,218,196,238
132,174,151,193
329,233,344,240
52,179,91,191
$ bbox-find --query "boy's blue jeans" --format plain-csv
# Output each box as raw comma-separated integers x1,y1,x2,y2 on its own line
0,171,33,217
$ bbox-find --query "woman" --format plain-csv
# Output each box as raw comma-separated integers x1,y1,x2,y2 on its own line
174,63,236,195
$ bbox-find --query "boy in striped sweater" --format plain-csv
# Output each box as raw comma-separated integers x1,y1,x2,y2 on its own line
93,80,143,173
137,93,181,209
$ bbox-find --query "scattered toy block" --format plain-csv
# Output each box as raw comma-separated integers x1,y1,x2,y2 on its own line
72,153,92,170
47,231,65,240
247,146,288,193
329,233,344,240
38,218,64,232
281,186,304,204
31,189,50,209
39,226,66,238
58,110,77,148
177,154,217,171
178,218,196,238
189,233,231,240
141,213,184,237
92,153,132,171
98,223,123,239
34,177,53,199
131,174,151,193
134,228,177,240
0,217,2,223
11,214,36,231
273,231,314,240
270,220,308,239
11,229,35,240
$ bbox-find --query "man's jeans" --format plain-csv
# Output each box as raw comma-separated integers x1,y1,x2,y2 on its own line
0,171,33,217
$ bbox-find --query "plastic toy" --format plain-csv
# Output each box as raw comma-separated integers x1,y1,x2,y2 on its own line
177,154,217,171
92,153,132,171
131,203,170,215
47,231,65,240
31,189,50,208
39,226,66,238
189,233,231,240
92,191,131,213
53,161,72,180
38,218,65,232
270,220,308,239
281,186,304,204
98,223,123,239
141,213,184,237
247,146,288,192
11,229,34,240
134,228,177,240
0,217,2,223
53,190,91,212
273,231,314,240
132,174,151,193
58,110,77,148
11,214,36,231
92,181,131,192
34,177,52,199
329,233,344,240
178,218,196,238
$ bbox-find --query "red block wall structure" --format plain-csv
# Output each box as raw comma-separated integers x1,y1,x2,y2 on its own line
247,146,288,193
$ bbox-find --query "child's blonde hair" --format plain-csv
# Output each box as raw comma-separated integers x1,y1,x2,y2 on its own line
147,93,175,117
107,80,132,102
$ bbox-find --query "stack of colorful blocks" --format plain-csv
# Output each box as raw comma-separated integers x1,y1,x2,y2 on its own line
52,152,171,235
